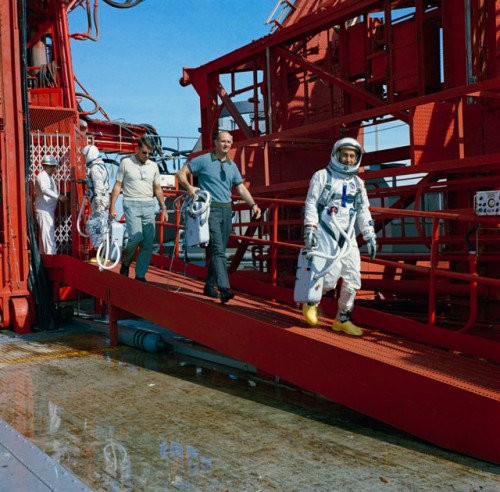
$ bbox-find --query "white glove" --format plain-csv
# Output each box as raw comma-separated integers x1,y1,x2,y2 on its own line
366,237,377,260
304,225,318,249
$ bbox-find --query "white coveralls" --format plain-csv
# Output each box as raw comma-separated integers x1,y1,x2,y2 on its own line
87,159,110,213
304,168,375,313
34,170,59,255
85,158,110,247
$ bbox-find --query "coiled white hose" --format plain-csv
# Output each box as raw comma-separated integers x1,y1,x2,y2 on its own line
307,213,356,281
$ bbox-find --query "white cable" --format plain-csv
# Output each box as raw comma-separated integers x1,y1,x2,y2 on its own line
307,214,356,280
96,221,122,271
167,191,211,293
76,194,90,238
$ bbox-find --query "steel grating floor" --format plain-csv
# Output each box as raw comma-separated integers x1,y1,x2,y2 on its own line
143,265,500,401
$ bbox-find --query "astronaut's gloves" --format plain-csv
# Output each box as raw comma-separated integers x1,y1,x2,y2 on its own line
366,237,377,260
304,225,318,250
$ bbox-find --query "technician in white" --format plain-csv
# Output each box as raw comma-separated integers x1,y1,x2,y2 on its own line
34,154,69,254
302,138,377,336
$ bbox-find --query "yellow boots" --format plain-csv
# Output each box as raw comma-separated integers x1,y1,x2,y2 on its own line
331,319,363,336
302,304,318,326
331,310,363,336
302,305,363,336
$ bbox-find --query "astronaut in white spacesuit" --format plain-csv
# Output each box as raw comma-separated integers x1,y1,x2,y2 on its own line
82,144,110,213
302,138,377,336
34,154,69,254
82,144,110,247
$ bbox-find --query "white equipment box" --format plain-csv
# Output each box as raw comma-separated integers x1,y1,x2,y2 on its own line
109,221,125,260
160,174,175,188
474,191,500,216
185,201,210,247
293,249,327,304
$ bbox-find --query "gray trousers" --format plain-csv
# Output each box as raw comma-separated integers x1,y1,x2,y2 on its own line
122,199,156,278
206,207,232,290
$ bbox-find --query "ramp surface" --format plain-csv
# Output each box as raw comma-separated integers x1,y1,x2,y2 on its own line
44,256,500,463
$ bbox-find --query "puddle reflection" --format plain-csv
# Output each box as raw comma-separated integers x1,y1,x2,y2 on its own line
1,334,498,492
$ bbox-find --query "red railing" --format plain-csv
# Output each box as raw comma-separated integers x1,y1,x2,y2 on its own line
155,191,500,333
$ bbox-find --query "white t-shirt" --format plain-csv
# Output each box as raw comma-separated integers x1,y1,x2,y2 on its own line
116,155,160,201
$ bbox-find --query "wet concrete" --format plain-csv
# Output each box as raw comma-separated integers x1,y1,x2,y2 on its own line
0,324,498,491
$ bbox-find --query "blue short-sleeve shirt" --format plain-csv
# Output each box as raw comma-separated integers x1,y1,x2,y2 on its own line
188,152,243,204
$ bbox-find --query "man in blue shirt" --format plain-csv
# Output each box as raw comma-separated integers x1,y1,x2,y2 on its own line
176,131,261,303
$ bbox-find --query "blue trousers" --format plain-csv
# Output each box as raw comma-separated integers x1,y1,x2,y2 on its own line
206,207,232,290
122,200,156,278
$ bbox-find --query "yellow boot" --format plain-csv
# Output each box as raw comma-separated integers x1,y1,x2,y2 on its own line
331,311,363,336
302,304,318,327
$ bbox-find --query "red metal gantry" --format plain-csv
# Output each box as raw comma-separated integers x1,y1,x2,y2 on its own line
180,0,500,334
172,0,500,461
0,0,499,464
0,0,158,331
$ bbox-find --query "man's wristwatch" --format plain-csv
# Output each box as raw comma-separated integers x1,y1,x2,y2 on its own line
161,205,167,210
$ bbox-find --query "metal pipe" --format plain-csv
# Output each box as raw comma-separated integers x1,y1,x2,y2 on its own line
464,0,475,84
457,252,479,333
427,218,440,326
265,47,273,134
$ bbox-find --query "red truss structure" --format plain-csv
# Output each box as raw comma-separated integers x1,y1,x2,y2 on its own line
181,0,500,333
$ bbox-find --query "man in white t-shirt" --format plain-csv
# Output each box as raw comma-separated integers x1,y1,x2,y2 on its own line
109,137,168,281
34,155,69,254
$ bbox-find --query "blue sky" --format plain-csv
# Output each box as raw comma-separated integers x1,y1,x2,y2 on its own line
69,1,278,141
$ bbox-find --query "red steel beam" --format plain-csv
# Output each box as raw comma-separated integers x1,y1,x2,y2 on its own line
213,81,254,139
274,46,409,123
0,0,31,332
181,0,384,82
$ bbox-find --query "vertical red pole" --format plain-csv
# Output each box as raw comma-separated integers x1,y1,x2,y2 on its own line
270,204,279,287
427,217,440,326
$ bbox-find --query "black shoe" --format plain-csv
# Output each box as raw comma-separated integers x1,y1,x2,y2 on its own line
136,277,147,283
203,285,220,298
219,289,235,304
119,264,129,276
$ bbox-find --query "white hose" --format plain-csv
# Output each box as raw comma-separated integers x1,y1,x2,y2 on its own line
76,194,90,238
174,190,211,220
187,189,211,217
307,214,356,281
96,234,121,271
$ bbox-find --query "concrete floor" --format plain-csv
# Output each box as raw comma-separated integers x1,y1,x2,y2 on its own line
0,323,498,492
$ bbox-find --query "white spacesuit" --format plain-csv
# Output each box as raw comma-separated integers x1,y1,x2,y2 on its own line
83,144,110,213
82,144,110,247
302,138,377,336
35,155,67,254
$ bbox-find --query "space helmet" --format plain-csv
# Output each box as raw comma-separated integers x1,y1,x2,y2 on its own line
82,144,100,166
329,137,363,176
